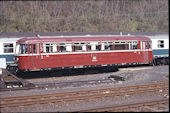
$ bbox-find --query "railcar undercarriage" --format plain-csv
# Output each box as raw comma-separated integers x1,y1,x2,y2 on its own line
153,57,169,65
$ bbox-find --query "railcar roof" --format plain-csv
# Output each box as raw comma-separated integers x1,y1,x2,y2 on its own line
17,35,150,43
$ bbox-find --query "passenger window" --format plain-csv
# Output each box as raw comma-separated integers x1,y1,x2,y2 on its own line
59,43,66,52
65,43,72,52
132,41,138,49
3,43,14,53
101,42,113,50
127,41,133,50
43,43,53,53
73,42,86,52
158,40,164,48
114,41,128,50
88,42,100,51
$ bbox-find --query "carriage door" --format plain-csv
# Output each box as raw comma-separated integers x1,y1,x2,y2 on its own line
29,44,40,70
141,41,148,63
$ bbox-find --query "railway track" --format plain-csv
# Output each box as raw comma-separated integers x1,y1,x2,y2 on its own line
0,81,168,109
0,78,114,91
0,74,125,91
78,99,169,112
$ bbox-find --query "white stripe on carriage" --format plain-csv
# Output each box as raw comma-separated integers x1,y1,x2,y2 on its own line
16,49,152,56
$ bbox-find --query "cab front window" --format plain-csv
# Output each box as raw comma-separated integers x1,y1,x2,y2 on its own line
19,44,27,54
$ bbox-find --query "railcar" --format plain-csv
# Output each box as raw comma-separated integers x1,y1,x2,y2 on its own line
148,34,169,65
0,38,20,69
14,35,153,71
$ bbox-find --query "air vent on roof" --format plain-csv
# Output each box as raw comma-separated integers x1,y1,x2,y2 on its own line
37,34,41,38
120,32,122,36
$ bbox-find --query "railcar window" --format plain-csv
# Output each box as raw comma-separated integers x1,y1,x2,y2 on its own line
132,41,138,49
58,43,72,52
65,43,72,52
88,42,100,51
127,41,133,49
29,44,36,53
149,41,152,49
73,42,86,52
145,41,149,49
101,42,113,50
29,45,32,53
43,43,54,53
115,44,126,50
114,41,128,50
33,44,36,53
59,43,66,52
20,44,27,54
158,40,164,48
37,44,39,53
3,43,14,53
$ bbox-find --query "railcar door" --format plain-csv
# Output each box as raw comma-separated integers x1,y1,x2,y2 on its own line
28,43,40,70
140,41,149,63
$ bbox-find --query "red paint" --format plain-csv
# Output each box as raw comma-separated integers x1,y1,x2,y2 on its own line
16,36,153,71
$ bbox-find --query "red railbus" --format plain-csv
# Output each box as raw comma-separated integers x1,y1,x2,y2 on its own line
15,35,153,71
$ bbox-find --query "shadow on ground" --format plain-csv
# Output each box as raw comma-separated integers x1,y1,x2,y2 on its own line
16,66,119,79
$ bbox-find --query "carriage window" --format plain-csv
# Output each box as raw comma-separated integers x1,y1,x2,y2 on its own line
145,41,149,49
101,42,113,50
43,43,54,53
158,40,164,48
59,43,66,52
149,40,152,49
20,44,27,54
73,42,86,52
127,41,138,49
127,41,133,50
88,42,100,51
115,44,126,50
114,41,128,50
29,45,32,53
65,43,72,52
3,43,14,53
59,43,73,52
132,41,138,49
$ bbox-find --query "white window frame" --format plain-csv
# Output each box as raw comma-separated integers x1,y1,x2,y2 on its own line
3,43,14,53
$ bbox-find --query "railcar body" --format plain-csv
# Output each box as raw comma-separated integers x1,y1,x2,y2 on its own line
15,35,153,71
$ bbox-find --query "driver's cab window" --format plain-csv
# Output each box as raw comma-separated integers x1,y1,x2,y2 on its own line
29,44,36,54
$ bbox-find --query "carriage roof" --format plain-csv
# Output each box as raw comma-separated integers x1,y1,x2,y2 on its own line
17,35,150,44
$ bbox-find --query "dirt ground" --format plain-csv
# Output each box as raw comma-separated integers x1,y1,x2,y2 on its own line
0,65,169,112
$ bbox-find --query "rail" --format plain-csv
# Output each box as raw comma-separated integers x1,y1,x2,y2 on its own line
78,99,169,112
0,81,168,109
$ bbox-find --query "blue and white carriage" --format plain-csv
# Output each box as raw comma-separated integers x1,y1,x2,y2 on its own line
0,38,21,68
147,34,169,65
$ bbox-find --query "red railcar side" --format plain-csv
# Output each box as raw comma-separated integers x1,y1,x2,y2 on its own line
15,35,153,71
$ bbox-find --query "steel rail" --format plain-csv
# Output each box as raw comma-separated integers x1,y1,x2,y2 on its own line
0,81,168,108
78,99,169,112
